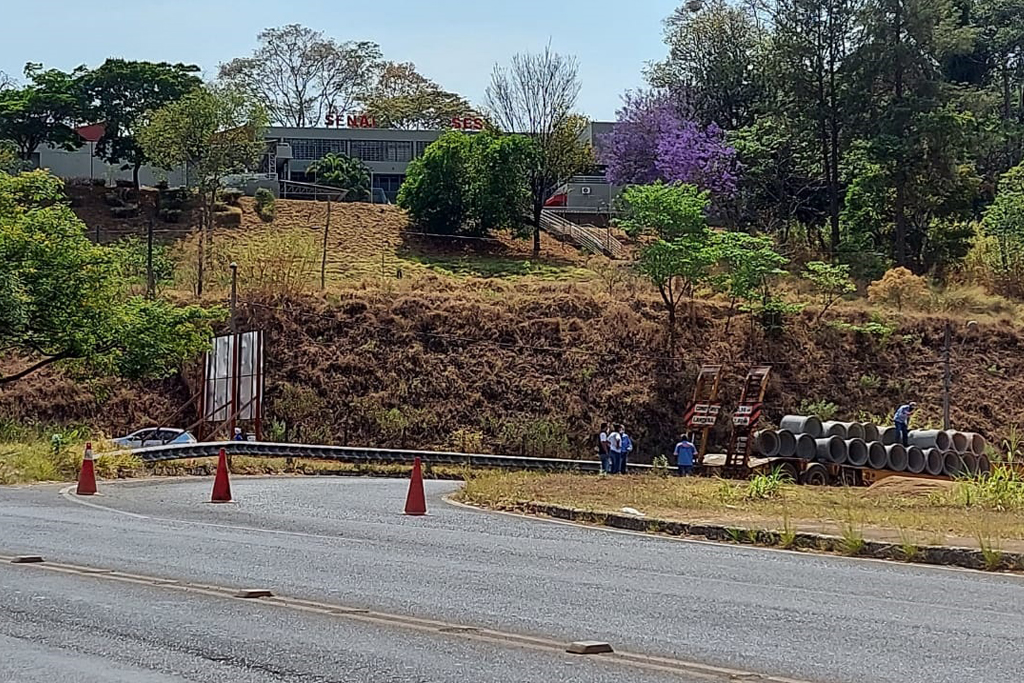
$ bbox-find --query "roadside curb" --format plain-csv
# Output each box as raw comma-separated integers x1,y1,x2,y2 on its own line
496,500,1024,573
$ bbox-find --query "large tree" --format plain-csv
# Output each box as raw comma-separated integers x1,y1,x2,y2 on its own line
770,0,862,253
648,0,770,129
139,86,268,297
485,45,594,255
0,170,219,385
82,59,202,189
398,130,536,235
360,61,474,130
218,24,382,127
604,90,737,196
0,63,88,161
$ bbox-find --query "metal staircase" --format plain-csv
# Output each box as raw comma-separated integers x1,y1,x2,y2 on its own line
538,210,626,259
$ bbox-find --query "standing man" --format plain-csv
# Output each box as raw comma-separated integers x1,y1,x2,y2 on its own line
608,425,623,475
675,433,696,476
893,401,917,447
618,425,633,474
598,423,611,476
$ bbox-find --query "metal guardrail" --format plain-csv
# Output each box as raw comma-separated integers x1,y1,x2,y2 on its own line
128,441,652,474
539,210,626,259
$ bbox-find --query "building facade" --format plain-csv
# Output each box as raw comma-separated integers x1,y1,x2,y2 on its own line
33,121,618,210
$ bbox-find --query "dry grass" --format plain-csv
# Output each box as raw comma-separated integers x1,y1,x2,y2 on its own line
457,471,1024,550
0,438,145,485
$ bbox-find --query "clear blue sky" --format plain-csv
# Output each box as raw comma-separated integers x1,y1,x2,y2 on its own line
0,0,680,121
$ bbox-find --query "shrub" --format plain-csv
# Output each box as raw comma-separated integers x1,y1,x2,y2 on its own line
212,201,229,213
103,192,125,208
867,267,929,311
214,207,242,226
158,208,182,223
115,179,135,189
110,205,139,219
254,188,276,222
798,399,838,421
220,188,244,206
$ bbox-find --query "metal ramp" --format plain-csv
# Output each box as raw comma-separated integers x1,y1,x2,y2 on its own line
278,180,349,202
683,364,724,466
724,366,772,475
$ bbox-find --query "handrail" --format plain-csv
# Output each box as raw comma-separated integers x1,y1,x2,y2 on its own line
122,440,651,473
539,210,626,259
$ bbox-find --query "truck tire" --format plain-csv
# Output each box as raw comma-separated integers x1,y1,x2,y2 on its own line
776,461,799,483
800,463,829,486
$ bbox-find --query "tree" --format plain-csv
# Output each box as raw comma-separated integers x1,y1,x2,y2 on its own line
0,170,220,385
218,25,382,127
467,132,537,234
398,130,535,235
604,90,737,196
803,261,856,320
616,180,709,239
618,182,715,326
0,63,88,160
771,0,862,253
983,161,1024,272
713,231,790,332
82,59,202,189
0,140,30,174
648,0,770,128
361,62,474,130
307,152,371,201
139,86,268,297
398,132,472,234
485,45,594,255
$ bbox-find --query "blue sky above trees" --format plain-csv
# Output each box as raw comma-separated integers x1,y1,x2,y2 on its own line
0,0,678,121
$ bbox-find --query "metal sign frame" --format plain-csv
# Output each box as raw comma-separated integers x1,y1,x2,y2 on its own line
198,330,265,440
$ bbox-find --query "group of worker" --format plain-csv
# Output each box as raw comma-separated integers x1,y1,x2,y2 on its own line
598,401,919,478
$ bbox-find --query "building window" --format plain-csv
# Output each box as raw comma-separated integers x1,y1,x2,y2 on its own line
384,141,413,162
351,140,385,162
415,141,429,158
372,174,405,203
283,138,348,160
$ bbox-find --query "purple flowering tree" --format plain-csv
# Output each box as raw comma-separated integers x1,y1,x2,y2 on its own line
604,90,737,196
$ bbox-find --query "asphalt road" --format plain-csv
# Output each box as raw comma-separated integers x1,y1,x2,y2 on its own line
1,476,1022,683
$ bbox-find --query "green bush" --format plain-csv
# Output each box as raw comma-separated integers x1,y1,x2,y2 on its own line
220,188,244,206
254,188,276,222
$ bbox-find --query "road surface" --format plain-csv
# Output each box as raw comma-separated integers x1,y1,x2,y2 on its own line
1,476,1022,682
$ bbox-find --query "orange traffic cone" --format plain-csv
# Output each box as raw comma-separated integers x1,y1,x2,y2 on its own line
210,448,233,503
404,457,427,516
76,442,97,496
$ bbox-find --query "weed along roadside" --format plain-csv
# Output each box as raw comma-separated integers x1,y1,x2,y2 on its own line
453,470,1024,573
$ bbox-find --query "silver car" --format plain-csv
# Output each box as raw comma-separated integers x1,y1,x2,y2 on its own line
112,428,197,450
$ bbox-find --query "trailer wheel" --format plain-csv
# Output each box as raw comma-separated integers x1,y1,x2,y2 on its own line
800,463,829,486
776,461,799,483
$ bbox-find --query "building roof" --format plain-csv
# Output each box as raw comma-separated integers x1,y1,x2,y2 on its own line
75,122,106,143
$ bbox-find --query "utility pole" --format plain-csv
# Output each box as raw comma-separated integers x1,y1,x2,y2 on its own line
229,262,238,335
146,217,155,299
320,197,331,291
942,319,952,430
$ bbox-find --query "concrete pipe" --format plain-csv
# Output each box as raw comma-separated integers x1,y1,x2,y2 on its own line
780,416,823,439
977,454,993,476
795,434,817,460
881,426,898,446
754,430,781,457
907,430,952,452
924,449,944,477
906,446,927,475
962,452,978,477
815,436,846,465
777,430,797,457
821,421,848,439
946,431,969,454
885,444,908,472
965,432,987,456
943,451,963,477
867,442,888,470
841,422,866,441
845,439,869,467
861,423,881,444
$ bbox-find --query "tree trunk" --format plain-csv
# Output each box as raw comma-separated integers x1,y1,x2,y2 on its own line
532,197,543,257
133,161,142,191
893,0,907,267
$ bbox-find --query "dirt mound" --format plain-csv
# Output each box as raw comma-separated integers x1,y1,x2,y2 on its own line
866,476,954,498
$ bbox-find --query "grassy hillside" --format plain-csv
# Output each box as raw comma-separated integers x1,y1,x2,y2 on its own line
3,194,1021,460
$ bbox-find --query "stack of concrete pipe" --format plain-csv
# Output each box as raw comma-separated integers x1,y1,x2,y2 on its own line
753,416,992,478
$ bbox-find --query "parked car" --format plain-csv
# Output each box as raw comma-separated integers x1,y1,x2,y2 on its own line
112,428,196,450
